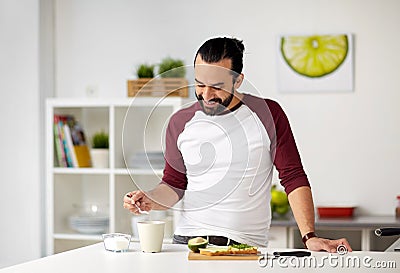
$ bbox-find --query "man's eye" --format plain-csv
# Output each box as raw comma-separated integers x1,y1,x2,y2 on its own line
213,86,222,91
196,84,205,88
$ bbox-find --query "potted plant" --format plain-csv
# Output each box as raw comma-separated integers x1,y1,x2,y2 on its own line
157,57,186,78
156,57,188,97
127,58,188,97
136,63,155,78
128,63,155,97
90,130,109,168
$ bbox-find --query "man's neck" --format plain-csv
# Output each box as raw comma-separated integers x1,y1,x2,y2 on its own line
216,91,243,115
227,91,244,110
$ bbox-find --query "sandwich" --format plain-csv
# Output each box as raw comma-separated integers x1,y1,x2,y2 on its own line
198,243,258,256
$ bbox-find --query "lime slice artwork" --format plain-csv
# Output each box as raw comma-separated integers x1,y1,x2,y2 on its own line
281,34,349,78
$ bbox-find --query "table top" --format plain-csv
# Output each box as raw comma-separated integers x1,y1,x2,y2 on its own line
272,215,400,228
1,243,399,273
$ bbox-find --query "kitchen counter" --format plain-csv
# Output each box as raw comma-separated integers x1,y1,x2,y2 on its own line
1,243,399,273
270,216,400,251
272,215,400,228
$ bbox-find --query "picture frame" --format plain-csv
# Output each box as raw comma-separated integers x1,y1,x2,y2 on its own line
276,33,354,93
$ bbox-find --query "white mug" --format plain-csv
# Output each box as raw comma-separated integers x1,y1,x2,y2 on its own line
137,220,165,253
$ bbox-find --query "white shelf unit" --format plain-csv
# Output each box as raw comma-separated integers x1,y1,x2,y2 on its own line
46,97,186,255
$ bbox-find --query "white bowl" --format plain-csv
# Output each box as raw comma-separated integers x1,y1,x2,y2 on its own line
102,233,132,252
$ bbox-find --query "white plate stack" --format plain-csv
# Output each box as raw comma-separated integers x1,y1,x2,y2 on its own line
69,215,109,234
128,151,165,169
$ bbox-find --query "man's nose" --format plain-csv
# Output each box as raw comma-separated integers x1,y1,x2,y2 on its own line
201,86,215,101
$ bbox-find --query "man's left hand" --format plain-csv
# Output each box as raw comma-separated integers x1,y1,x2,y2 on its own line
306,237,353,253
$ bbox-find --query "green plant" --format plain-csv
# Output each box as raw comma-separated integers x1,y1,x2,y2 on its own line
158,57,186,78
136,63,155,78
91,131,109,149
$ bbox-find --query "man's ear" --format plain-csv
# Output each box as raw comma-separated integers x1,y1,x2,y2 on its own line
234,73,244,89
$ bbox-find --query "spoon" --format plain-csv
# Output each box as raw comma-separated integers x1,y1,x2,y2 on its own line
134,203,149,215
126,194,149,215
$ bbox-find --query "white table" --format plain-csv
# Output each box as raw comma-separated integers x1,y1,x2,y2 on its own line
1,243,399,273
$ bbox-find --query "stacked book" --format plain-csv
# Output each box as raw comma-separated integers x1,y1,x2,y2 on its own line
53,115,92,167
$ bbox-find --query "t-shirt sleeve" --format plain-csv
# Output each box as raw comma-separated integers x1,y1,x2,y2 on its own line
266,100,310,195
160,106,196,199
160,160,187,199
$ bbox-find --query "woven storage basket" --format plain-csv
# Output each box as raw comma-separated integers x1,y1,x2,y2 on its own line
127,78,189,97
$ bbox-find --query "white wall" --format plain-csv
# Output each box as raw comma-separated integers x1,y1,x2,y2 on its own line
0,0,395,268
0,0,42,268
55,0,400,215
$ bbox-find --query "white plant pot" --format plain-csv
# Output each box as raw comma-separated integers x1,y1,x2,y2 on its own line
90,149,109,168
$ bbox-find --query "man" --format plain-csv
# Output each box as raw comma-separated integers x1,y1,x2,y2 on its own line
123,37,351,252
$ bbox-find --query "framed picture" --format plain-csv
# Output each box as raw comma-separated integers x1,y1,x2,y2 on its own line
277,33,354,92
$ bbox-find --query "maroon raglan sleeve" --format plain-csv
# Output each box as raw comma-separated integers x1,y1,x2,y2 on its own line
243,95,310,195
160,103,199,199
265,99,310,194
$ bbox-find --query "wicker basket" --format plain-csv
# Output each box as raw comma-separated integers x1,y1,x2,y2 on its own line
127,78,189,97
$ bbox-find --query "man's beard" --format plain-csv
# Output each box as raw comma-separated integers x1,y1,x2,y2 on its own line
195,88,234,116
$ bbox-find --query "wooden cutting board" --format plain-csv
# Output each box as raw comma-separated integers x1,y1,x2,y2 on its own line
188,251,260,260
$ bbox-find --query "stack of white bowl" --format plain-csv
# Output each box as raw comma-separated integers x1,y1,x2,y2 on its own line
69,215,109,234
129,151,165,169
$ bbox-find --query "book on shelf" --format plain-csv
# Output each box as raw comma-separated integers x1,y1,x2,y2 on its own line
63,124,79,167
53,114,92,168
70,121,92,167
60,115,74,167
53,115,67,167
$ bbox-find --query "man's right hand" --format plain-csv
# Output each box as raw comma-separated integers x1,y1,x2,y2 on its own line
123,190,153,215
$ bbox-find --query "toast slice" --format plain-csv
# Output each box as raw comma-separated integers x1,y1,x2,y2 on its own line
199,244,258,256
199,246,230,256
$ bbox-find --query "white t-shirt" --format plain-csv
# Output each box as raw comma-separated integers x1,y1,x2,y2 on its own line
162,94,310,247
174,104,273,246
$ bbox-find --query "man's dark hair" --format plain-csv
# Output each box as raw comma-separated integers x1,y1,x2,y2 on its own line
194,37,245,76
